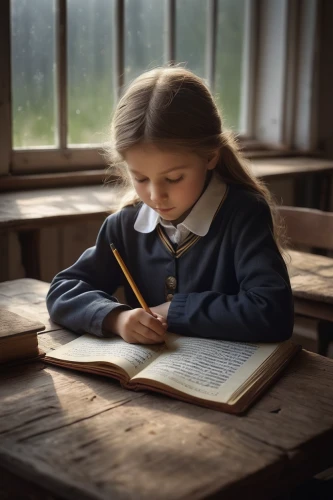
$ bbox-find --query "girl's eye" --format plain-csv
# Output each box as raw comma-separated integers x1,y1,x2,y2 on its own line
134,178,148,183
166,176,183,184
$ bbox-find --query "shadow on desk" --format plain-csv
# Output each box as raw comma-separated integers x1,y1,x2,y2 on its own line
275,476,333,500
3,360,262,499
2,278,333,499
1,349,333,500
0,466,60,500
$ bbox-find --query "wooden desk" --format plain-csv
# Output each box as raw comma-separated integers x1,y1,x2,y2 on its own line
1,156,332,280
1,278,333,500
0,184,120,280
288,250,333,322
1,157,332,231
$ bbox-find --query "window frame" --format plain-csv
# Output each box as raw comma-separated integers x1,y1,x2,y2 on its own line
0,0,320,181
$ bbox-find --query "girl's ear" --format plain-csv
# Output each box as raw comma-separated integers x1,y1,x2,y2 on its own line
207,151,219,170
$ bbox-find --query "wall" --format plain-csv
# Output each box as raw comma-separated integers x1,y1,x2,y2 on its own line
317,0,333,163
317,0,333,213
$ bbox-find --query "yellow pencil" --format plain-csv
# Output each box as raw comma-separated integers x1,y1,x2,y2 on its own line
110,243,152,314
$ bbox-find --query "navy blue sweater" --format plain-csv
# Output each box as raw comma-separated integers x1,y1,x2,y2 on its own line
46,184,294,342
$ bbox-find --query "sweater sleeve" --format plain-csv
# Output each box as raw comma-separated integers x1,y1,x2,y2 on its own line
46,214,130,336
167,200,294,342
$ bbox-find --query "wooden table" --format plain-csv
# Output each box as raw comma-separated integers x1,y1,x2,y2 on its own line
1,156,332,280
1,279,333,500
288,250,333,322
0,184,120,281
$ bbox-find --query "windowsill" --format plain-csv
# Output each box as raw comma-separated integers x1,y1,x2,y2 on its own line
1,155,332,232
0,169,106,192
0,148,311,192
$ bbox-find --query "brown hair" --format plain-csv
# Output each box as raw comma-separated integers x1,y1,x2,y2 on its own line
105,67,284,249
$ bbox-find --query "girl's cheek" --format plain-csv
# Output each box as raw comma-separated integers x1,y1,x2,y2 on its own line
135,185,145,196
141,187,151,201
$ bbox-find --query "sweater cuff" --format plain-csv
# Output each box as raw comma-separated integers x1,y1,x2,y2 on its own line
167,294,189,335
89,301,131,337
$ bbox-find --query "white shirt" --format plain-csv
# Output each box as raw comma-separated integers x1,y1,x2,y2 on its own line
134,171,227,245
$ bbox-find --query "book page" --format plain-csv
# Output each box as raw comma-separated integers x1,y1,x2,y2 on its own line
46,334,165,378
132,335,279,403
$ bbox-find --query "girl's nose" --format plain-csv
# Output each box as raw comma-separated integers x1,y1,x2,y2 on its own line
150,185,167,203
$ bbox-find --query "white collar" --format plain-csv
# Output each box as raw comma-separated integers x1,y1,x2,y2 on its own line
134,171,227,237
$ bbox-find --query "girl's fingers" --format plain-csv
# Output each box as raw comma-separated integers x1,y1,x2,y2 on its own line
135,321,166,342
152,312,168,325
123,309,166,343
143,316,167,337
129,330,165,344
156,316,168,329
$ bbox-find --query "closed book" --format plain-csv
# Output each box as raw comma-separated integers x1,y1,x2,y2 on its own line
0,309,45,364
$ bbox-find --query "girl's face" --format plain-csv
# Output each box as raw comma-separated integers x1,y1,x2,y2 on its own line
125,144,218,225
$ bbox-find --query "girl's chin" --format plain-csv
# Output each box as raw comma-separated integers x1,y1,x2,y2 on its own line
165,213,188,225
152,205,191,224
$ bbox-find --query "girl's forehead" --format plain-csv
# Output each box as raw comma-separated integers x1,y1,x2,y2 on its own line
124,144,197,165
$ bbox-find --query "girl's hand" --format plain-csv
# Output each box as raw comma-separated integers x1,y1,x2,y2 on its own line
103,308,167,344
150,302,171,321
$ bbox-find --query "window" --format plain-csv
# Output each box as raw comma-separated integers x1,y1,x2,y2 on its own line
67,0,114,146
11,0,56,148
0,0,320,178
215,0,246,130
124,0,165,84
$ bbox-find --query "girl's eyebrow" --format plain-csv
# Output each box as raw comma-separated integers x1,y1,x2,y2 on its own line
130,165,189,175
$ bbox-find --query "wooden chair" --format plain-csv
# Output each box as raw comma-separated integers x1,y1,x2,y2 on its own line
278,206,333,356
278,206,333,251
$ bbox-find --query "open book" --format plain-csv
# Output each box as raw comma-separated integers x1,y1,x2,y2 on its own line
44,333,300,414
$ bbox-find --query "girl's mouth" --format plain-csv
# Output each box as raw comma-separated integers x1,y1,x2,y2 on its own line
156,207,174,213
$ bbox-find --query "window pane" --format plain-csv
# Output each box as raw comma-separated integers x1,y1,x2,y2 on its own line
11,0,56,149
67,0,114,146
124,0,164,84
175,0,207,79
215,0,246,131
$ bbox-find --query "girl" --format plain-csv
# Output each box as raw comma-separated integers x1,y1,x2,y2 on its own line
47,67,294,345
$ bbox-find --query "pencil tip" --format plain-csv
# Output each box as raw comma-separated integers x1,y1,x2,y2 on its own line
110,243,115,251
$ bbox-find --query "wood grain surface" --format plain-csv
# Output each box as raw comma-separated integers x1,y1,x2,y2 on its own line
0,279,333,499
287,250,333,322
1,157,332,231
